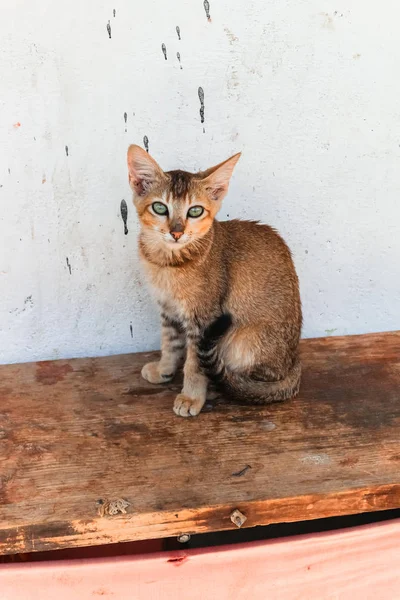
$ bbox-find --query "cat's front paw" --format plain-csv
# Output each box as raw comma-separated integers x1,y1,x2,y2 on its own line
173,393,205,417
141,362,174,385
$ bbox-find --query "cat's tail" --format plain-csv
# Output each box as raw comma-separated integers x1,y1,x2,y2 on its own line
198,314,301,404
222,355,301,404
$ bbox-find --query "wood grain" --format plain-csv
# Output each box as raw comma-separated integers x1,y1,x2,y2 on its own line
1,331,400,555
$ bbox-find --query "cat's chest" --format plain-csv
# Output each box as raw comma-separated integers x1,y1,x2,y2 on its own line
146,265,196,316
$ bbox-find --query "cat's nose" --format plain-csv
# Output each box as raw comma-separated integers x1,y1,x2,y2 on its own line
170,231,183,241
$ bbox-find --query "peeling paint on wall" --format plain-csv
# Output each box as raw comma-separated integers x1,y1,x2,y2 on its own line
203,0,211,22
198,87,205,122
198,87,205,132
120,200,128,235
10,295,34,316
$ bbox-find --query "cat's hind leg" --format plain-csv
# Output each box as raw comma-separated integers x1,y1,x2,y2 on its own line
219,323,301,403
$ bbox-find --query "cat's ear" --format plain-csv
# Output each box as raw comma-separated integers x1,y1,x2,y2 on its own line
202,153,241,202
127,144,164,196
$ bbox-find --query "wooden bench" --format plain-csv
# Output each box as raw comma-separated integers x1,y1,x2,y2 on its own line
1,331,400,556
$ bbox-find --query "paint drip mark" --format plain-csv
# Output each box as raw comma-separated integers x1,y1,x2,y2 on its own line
24,295,33,307
177,52,182,69
107,21,112,39
124,112,127,132
66,257,72,275
203,0,211,22
65,145,69,157
161,43,167,60
130,322,133,338
198,87,205,124
120,200,128,235
143,136,149,152
113,8,116,17
176,26,181,40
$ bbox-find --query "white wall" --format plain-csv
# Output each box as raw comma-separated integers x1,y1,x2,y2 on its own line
1,0,400,364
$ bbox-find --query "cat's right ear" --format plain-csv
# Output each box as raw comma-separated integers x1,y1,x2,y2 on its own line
127,145,164,196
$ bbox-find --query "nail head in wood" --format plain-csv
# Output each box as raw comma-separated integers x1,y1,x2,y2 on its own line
230,509,247,528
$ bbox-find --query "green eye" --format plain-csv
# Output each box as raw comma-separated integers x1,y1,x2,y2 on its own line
152,202,168,215
187,206,204,218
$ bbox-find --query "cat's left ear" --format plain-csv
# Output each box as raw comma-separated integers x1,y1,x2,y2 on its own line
127,144,165,196
202,152,241,202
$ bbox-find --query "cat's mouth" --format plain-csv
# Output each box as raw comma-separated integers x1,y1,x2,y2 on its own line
165,238,187,248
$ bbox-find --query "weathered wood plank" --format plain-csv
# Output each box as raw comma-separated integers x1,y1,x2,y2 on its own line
1,331,400,554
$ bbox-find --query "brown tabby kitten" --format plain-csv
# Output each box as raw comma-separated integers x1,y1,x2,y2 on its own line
127,144,302,417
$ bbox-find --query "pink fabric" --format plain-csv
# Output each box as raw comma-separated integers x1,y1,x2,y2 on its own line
1,519,399,599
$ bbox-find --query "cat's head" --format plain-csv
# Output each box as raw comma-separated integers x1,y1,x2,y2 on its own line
127,145,240,249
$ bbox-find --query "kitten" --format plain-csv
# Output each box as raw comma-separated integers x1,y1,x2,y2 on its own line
127,145,302,417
